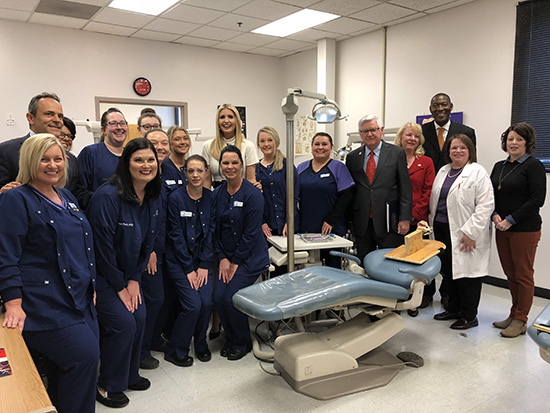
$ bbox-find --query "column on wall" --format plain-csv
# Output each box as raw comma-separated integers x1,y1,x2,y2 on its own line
316,38,336,139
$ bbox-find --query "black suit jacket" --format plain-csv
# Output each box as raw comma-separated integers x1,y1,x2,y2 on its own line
0,134,92,208
346,141,412,238
422,120,476,171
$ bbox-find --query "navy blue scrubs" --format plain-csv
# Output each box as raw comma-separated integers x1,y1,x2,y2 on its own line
87,182,161,393
165,186,215,358
255,157,300,235
0,185,99,413
78,142,119,192
161,157,187,192
213,180,269,352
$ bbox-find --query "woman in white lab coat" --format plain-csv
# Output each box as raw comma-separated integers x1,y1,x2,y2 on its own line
429,134,494,330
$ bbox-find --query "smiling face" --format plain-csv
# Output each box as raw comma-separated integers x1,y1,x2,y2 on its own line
27,98,64,137
185,159,207,188
258,131,276,157
449,139,470,169
400,126,420,153
218,108,237,138
138,116,161,137
220,151,243,180
311,135,333,163
129,148,158,187
506,130,527,161
102,111,128,147
31,144,65,189
59,125,74,151
359,119,383,150
170,130,190,157
430,94,453,126
146,130,170,163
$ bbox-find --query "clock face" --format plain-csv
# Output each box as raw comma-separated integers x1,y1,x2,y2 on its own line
133,77,151,96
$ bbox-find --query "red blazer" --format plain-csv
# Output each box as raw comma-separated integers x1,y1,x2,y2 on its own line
408,155,435,224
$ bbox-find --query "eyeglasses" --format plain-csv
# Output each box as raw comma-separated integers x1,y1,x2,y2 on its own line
359,128,380,135
106,121,128,128
59,131,74,141
140,124,161,131
185,168,206,174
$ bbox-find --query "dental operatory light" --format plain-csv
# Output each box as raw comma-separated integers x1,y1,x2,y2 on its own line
108,0,179,16
311,100,344,124
252,9,340,37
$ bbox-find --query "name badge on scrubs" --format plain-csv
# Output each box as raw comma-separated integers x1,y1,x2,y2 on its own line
320,173,330,178
234,201,243,207
180,211,193,217
165,179,176,185
68,202,78,210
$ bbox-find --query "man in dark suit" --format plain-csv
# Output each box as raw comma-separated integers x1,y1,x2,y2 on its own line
346,114,412,261
422,93,476,172
0,92,91,207
420,93,476,308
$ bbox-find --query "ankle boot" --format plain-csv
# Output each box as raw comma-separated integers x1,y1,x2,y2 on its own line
500,319,527,338
493,316,514,329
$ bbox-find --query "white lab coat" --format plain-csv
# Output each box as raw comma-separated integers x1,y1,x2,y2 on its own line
429,162,494,280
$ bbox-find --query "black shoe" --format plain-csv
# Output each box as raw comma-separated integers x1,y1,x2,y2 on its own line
151,342,167,353
407,308,419,317
419,296,433,309
227,348,249,361
164,352,194,367
434,311,460,321
220,342,231,358
450,317,479,330
128,377,151,391
209,328,221,340
196,349,212,362
96,388,129,408
140,356,159,370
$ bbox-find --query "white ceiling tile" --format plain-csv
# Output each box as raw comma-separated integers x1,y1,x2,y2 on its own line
273,0,319,7
187,25,241,41
348,25,380,37
229,32,279,47
0,8,31,21
173,36,221,47
350,3,415,24
247,46,287,56
425,0,476,13
144,18,201,35
83,21,137,36
212,42,255,52
264,38,313,51
0,0,39,12
388,0,455,12
233,0,300,20
316,17,375,34
162,4,225,24
386,11,427,26
92,8,155,28
70,0,111,6
29,12,88,29
310,0,380,16
209,13,268,32
287,28,340,42
131,29,181,42
182,0,253,12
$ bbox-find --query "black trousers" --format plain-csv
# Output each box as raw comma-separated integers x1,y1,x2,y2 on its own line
356,220,403,263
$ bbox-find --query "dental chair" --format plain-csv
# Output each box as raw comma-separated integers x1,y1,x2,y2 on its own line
528,303,550,363
233,248,441,400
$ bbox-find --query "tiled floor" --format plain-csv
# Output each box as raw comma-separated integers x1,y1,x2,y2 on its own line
96,284,549,413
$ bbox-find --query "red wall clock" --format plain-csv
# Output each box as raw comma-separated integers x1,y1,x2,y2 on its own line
133,77,152,96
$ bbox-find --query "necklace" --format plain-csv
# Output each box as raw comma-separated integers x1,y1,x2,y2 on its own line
497,162,520,190
447,166,464,178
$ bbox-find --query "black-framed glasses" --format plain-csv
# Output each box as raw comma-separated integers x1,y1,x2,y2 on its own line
359,128,380,135
140,124,161,131
107,121,128,128
59,131,74,141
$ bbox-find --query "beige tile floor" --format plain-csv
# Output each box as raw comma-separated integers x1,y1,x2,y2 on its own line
96,284,550,413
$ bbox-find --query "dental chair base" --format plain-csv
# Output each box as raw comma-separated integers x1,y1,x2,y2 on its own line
274,312,404,400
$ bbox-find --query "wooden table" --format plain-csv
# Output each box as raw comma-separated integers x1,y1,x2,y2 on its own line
0,313,56,413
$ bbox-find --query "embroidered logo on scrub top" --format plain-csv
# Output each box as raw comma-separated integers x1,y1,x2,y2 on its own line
320,173,330,178
233,201,243,207
118,222,134,227
180,211,193,217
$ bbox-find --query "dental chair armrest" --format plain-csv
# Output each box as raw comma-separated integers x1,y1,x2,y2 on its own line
329,250,361,265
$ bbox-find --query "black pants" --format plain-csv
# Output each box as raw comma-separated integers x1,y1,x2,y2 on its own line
424,220,452,300
356,220,403,263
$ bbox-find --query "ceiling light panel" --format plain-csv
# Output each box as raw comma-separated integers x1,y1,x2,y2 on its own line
252,9,340,37
108,0,179,16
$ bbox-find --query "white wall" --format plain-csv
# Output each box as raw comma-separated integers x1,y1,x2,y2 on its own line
0,19,285,157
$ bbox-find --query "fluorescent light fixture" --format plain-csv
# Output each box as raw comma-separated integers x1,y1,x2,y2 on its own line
108,0,179,16
252,9,340,37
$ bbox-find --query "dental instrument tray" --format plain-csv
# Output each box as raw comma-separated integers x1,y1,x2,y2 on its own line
298,233,334,243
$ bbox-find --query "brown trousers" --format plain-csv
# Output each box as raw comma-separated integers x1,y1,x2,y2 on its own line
495,230,541,323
